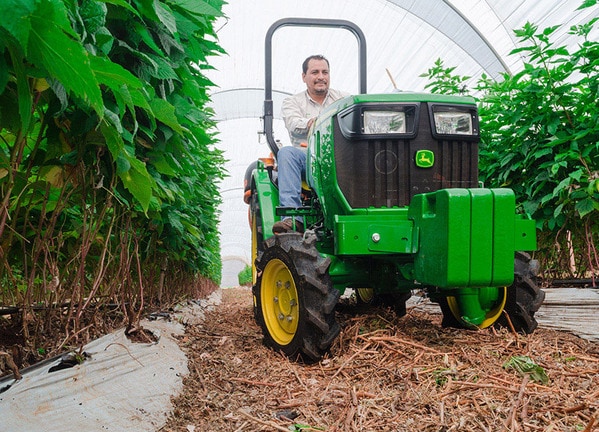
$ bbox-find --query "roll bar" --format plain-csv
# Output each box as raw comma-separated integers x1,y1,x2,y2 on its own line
263,18,368,156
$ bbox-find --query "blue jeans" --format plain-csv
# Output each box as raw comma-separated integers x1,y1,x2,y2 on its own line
277,146,306,220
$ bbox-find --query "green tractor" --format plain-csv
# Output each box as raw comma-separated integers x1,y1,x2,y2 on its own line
244,18,544,362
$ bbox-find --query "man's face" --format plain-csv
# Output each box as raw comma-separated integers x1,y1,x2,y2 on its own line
302,59,330,96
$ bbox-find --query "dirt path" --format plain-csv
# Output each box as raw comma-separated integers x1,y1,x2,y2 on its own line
161,287,599,431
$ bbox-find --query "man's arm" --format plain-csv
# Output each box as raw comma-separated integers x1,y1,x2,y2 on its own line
282,95,312,139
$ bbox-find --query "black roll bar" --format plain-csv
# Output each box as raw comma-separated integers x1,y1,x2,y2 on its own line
263,18,368,156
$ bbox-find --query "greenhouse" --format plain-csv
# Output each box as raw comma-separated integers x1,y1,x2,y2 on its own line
1,1,599,431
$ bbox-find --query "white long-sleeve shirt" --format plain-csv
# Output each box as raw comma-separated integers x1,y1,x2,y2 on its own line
281,89,349,147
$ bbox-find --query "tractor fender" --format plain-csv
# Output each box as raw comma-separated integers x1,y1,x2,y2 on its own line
243,160,258,204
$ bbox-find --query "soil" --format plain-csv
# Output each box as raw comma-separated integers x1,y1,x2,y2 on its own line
160,287,599,432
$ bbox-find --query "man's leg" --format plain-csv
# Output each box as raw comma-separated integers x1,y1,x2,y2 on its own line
273,146,306,233
277,146,306,208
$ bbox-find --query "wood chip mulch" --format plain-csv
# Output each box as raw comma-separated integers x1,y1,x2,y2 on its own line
161,287,599,432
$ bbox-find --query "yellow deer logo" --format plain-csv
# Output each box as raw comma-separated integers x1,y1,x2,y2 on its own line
415,150,435,168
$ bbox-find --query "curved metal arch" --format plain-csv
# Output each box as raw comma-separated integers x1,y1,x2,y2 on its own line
211,88,291,122
386,0,511,77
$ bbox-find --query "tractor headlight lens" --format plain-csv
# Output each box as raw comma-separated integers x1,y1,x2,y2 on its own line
363,111,406,134
433,111,473,135
337,103,418,139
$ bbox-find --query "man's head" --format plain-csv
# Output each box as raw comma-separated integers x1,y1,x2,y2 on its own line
302,55,330,98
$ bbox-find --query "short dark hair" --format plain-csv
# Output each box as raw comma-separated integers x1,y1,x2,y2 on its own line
302,55,329,74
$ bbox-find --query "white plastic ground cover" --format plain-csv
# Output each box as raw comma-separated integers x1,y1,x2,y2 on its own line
0,318,186,431
0,290,223,432
534,288,599,342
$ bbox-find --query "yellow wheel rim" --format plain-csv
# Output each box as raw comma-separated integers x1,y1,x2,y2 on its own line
356,287,375,303
447,287,507,329
261,258,299,345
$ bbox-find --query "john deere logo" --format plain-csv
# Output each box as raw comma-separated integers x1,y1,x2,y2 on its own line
415,150,435,168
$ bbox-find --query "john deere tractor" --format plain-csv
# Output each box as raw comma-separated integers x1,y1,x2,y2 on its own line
243,18,544,362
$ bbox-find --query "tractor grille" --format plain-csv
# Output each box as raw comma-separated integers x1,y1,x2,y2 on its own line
333,104,478,208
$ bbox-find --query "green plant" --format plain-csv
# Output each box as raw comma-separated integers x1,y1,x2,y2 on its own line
0,0,225,354
503,355,549,384
289,424,325,431
420,58,471,95
432,368,453,386
237,264,252,286
421,1,599,279
480,14,599,278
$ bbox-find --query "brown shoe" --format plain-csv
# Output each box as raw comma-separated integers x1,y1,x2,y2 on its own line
272,218,304,234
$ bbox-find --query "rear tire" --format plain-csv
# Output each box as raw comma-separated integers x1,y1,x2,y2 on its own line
355,289,410,318
249,192,264,324
379,292,412,317
438,252,544,333
249,192,263,286
496,252,544,333
254,233,340,362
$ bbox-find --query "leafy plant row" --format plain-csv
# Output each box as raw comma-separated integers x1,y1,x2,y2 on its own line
422,1,599,279
0,0,226,354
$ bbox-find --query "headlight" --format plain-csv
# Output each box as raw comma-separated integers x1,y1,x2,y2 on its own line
429,104,479,139
433,111,473,135
363,111,406,134
337,103,418,139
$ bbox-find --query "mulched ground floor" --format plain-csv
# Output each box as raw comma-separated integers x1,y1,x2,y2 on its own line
161,287,599,432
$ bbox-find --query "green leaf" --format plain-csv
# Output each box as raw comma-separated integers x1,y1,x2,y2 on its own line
116,154,131,174
121,156,154,212
149,98,184,134
132,21,164,55
169,0,224,18
145,53,179,79
0,55,8,94
289,424,325,431
0,0,36,50
100,118,124,156
550,161,566,175
97,0,140,17
523,199,540,215
575,198,596,218
90,55,150,115
155,1,178,34
90,55,143,90
552,177,571,198
542,25,560,36
570,189,588,200
6,46,32,132
577,0,598,10
503,355,549,384
80,0,107,36
553,202,565,219
167,210,185,233
27,0,104,115
568,169,584,182
149,152,177,176
533,147,553,159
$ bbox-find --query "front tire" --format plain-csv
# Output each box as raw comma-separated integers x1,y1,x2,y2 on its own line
254,233,340,362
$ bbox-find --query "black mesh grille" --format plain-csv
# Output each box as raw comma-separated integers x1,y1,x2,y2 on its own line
333,103,478,209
